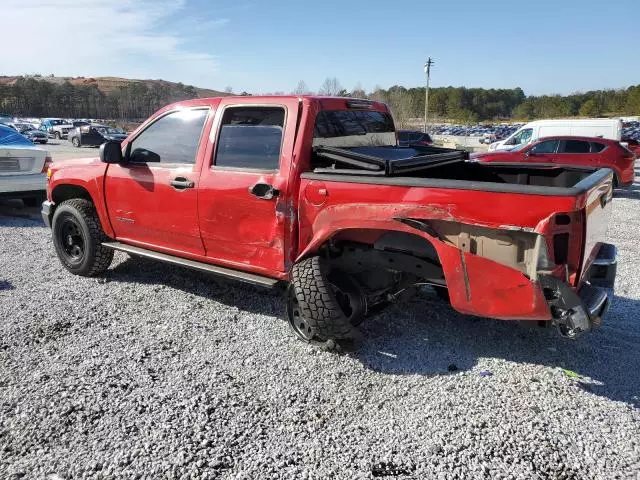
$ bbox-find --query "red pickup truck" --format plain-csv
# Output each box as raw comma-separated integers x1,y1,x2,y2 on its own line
42,96,617,345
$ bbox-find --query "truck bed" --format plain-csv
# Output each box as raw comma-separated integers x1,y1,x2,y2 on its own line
311,144,609,195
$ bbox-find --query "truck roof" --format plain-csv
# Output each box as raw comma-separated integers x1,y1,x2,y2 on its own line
162,95,389,111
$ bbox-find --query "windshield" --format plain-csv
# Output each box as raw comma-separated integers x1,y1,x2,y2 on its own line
0,126,35,146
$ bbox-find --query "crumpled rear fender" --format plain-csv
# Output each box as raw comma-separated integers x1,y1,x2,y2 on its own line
296,203,552,320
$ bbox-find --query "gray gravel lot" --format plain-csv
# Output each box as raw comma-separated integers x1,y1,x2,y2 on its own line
1,169,640,479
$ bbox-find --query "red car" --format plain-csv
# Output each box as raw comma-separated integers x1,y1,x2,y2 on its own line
471,136,636,187
41,96,616,343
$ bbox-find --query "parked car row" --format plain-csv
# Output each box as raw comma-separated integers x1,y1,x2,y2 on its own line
430,123,523,142
0,116,128,148
429,120,640,143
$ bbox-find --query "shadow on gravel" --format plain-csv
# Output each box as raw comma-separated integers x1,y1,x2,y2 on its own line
0,200,44,225
352,291,640,407
105,255,284,317
106,254,640,407
0,279,14,290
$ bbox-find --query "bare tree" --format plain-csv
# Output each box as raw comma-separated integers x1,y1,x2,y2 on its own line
293,80,310,95
319,77,343,96
351,82,366,99
387,89,419,128
368,85,388,104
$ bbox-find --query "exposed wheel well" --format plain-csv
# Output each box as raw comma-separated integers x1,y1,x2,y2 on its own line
52,184,93,205
314,229,447,305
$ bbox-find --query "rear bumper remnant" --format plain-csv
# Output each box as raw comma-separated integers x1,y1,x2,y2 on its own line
541,243,616,338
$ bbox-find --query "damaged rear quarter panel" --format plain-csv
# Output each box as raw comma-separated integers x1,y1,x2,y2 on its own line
297,179,583,320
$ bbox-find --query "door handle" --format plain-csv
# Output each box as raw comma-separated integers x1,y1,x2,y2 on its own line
249,182,279,200
170,177,195,189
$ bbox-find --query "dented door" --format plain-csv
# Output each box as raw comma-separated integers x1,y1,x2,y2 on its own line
197,98,300,276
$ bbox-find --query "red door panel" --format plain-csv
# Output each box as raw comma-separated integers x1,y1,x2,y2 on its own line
197,98,300,277
104,163,204,256
198,170,285,273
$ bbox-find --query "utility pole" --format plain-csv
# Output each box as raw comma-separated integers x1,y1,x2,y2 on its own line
423,57,434,134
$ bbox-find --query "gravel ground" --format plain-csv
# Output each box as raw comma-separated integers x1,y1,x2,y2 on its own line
1,169,640,479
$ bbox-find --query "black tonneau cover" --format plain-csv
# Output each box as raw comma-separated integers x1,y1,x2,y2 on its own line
313,145,469,177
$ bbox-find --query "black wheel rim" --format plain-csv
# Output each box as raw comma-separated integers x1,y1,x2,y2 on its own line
59,217,85,262
287,288,315,341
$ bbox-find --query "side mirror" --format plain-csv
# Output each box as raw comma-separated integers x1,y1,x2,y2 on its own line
99,140,123,164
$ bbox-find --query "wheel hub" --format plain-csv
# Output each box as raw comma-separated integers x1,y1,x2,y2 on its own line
59,218,85,262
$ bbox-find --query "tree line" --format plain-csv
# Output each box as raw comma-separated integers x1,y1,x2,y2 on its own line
296,78,640,127
0,77,202,120
1,75,639,125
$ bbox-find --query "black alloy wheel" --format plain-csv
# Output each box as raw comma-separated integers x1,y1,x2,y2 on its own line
58,216,86,264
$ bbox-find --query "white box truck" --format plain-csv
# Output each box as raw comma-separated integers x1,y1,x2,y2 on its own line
488,118,623,151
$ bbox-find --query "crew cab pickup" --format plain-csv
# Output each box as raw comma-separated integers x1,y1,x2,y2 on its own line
42,96,618,344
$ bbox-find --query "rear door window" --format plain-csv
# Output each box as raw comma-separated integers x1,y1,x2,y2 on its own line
560,140,591,154
214,106,285,170
590,142,607,153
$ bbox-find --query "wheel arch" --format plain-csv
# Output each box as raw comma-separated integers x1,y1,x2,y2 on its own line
50,181,114,238
51,184,93,205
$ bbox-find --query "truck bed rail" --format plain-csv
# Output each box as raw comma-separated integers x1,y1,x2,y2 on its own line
312,145,469,176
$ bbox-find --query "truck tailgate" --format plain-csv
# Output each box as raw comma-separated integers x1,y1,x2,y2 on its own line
579,170,614,283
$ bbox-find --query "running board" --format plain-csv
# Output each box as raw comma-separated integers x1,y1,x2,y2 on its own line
102,242,280,288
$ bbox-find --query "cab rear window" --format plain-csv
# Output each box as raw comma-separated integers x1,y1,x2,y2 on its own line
314,111,394,138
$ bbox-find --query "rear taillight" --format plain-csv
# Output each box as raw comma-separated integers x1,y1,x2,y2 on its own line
42,155,52,174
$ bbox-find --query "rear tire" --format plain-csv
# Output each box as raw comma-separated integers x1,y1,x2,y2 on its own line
52,199,114,276
290,256,364,341
54,131,61,140
72,137,80,148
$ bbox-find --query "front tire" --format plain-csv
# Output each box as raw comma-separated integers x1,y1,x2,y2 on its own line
54,131,61,140
52,199,114,276
290,256,364,341
72,137,80,147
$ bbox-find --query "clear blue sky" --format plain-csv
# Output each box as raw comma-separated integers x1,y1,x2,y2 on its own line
4,0,639,96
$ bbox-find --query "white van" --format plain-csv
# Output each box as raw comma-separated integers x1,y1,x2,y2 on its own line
488,118,623,151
